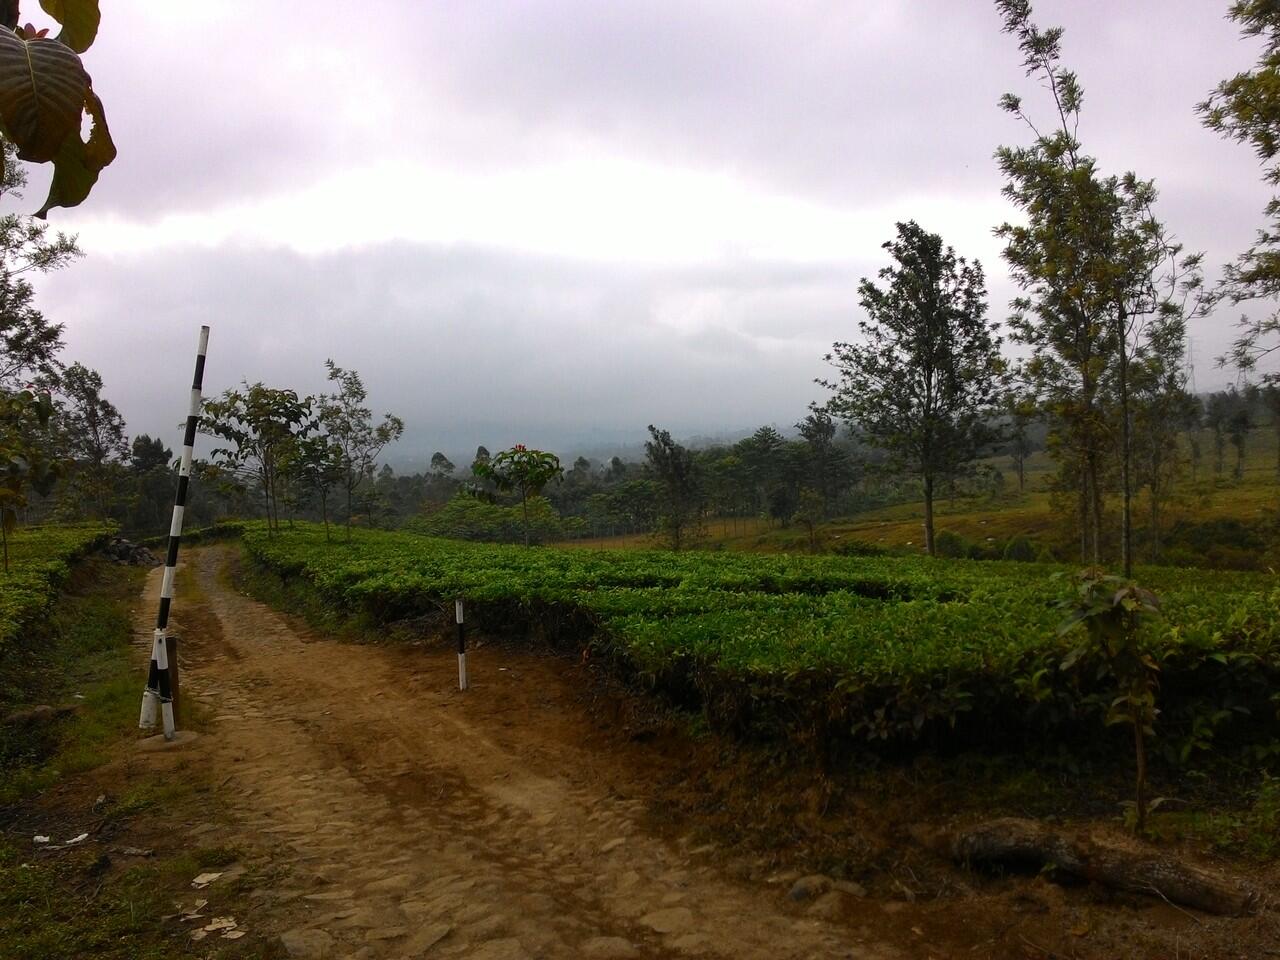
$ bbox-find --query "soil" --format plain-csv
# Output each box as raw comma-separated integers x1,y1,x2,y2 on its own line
133,545,1276,959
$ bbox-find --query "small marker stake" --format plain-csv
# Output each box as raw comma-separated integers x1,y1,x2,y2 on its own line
455,598,468,691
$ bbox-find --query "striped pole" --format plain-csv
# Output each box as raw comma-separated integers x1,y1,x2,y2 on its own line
455,598,468,691
140,326,209,740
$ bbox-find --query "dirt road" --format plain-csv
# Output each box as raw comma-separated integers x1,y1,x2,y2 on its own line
143,546,901,960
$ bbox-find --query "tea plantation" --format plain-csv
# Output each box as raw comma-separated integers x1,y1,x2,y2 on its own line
243,523,1280,758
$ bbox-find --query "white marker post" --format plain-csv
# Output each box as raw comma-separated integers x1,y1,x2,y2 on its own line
140,325,209,741
455,598,468,691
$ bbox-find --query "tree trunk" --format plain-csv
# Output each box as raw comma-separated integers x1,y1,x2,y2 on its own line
321,492,330,542
1133,718,1148,834
922,473,936,556
521,491,530,547
2,521,8,573
1118,309,1133,579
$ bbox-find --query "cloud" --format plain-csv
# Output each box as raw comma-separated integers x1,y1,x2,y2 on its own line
9,0,1273,468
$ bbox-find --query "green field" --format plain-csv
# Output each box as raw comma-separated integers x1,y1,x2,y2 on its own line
0,525,116,655
243,522,1280,760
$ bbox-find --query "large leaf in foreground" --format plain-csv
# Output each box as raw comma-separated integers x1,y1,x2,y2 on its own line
36,83,114,217
0,29,87,163
38,0,100,53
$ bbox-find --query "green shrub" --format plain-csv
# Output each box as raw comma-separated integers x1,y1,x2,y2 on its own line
1003,536,1037,562
239,522,1280,760
934,530,970,558
410,493,567,545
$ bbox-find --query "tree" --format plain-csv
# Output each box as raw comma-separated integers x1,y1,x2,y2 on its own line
318,361,404,539
129,434,170,473
471,444,563,547
1131,315,1196,561
58,361,125,517
995,0,1202,574
796,408,852,514
0,1,117,218
819,221,1004,556
644,425,703,551
290,432,345,541
202,383,312,534
1199,1,1280,383
429,451,455,479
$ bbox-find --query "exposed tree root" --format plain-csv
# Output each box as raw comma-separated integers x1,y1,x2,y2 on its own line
923,817,1262,917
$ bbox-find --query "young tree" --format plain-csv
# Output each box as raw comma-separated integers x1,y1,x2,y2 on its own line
644,425,703,551
819,221,1004,556
318,361,404,539
202,383,312,534
471,444,563,547
290,432,345,541
1199,1,1280,383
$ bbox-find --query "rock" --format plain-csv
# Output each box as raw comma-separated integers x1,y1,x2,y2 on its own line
580,936,640,959
403,922,451,953
788,874,833,902
365,926,409,941
670,933,711,952
280,928,335,958
639,906,694,935
468,938,529,960
807,890,852,920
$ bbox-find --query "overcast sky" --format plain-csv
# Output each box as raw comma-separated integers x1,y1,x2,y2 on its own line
8,1,1273,464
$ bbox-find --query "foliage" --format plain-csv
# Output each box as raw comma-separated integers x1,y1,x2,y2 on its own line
0,387,59,567
318,360,404,539
820,220,1005,556
0,522,109,653
242,523,1280,764
471,444,563,547
412,491,570,545
201,382,312,535
996,0,1202,572
0,0,115,217
1199,0,1280,382
1058,568,1162,831
645,425,703,550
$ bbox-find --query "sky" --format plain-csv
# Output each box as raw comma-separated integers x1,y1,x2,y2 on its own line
8,0,1274,465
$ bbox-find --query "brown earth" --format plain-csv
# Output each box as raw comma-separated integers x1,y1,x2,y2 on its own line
133,545,1276,959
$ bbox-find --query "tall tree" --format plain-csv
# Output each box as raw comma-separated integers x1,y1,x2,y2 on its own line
995,0,1202,574
59,361,126,517
644,425,703,551
819,221,1004,556
318,361,404,539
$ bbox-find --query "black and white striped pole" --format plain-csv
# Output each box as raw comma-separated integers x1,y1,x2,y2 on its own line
140,325,209,741
455,598,468,691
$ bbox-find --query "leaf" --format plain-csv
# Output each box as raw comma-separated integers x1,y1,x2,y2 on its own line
38,0,99,53
0,28,87,162
36,83,113,217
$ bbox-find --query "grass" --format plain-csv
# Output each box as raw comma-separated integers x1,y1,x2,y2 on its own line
0,554,274,960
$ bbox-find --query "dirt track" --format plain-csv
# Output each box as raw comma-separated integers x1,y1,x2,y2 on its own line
144,546,902,959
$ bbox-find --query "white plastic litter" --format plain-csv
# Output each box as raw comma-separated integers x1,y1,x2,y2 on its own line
33,836,50,844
